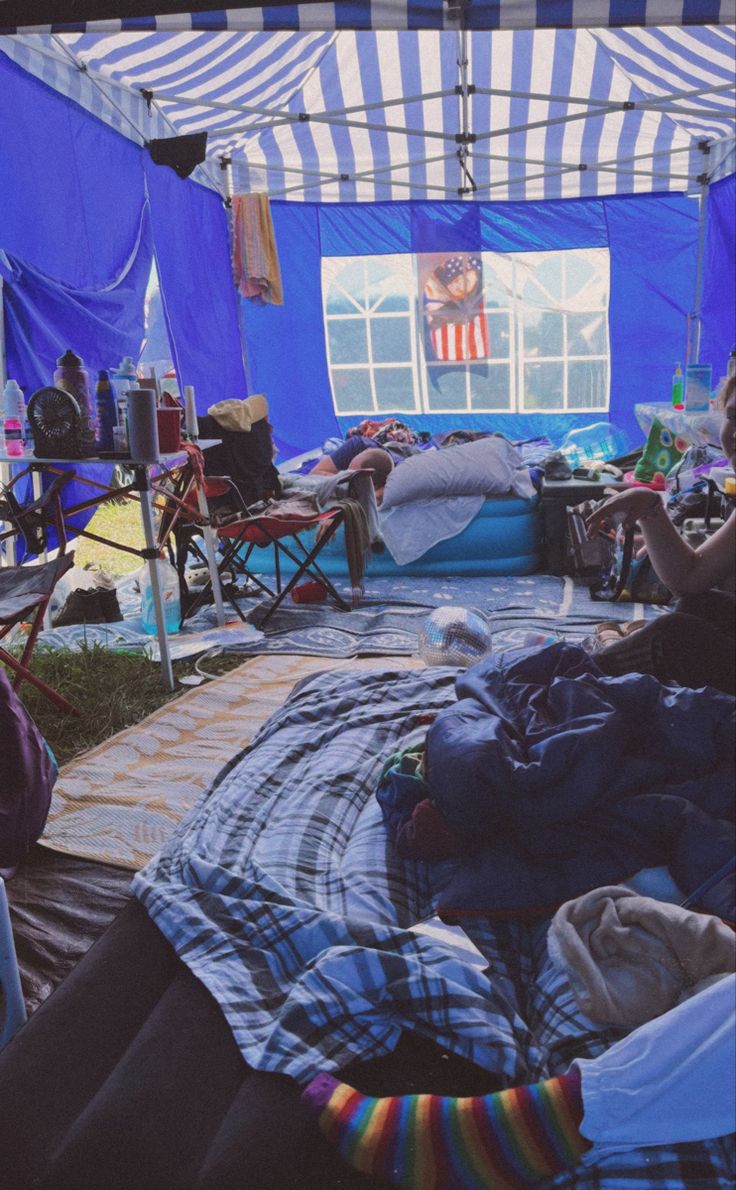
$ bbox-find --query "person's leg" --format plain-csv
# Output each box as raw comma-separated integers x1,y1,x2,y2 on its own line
301,976,735,1189
302,1066,591,1189
674,589,736,636
576,973,735,1148
595,610,735,694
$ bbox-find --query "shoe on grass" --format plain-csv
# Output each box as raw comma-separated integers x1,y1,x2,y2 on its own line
53,587,106,627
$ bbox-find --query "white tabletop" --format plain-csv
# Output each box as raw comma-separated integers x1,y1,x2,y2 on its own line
0,440,220,466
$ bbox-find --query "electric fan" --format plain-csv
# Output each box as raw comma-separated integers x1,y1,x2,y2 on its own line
27,387,91,459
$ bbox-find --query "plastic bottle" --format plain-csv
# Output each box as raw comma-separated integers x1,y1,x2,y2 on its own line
140,558,181,636
54,348,95,441
95,369,117,452
560,422,628,469
112,355,138,435
671,362,684,408
727,345,736,380
3,380,26,457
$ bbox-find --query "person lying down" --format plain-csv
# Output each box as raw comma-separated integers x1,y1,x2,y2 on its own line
301,973,735,1190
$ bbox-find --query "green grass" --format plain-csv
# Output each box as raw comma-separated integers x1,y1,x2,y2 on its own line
13,643,246,768
73,500,147,577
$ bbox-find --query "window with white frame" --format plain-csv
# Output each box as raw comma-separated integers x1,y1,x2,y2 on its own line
322,248,609,417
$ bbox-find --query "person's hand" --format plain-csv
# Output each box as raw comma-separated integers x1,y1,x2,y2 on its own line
585,488,662,538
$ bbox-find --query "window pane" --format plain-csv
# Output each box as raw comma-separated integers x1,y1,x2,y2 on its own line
371,317,411,363
328,260,368,308
566,252,609,306
371,270,410,313
524,309,563,358
568,359,608,409
470,363,511,411
328,318,368,364
325,286,360,315
524,255,563,305
425,365,468,412
523,361,564,411
374,368,416,412
487,311,511,360
568,312,607,356
331,369,373,414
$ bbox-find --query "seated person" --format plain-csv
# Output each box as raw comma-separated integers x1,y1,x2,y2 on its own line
585,373,735,695
310,437,395,503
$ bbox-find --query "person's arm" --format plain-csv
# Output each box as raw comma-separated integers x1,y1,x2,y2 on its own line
586,489,736,595
309,456,338,476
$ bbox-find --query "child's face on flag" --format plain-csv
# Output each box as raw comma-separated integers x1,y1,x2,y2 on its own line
446,267,479,299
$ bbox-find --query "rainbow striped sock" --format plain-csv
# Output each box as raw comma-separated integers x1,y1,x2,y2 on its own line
301,1067,591,1190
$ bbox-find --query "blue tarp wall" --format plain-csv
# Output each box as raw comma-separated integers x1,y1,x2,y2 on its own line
242,190,733,461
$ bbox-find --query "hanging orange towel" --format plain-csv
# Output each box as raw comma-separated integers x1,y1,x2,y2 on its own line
232,193,283,305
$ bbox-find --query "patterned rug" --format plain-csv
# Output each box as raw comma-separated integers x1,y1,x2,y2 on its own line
40,653,421,871
38,571,660,660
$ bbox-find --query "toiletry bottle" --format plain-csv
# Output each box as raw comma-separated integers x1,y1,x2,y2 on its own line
112,355,137,446
671,362,684,408
95,369,117,452
2,380,25,457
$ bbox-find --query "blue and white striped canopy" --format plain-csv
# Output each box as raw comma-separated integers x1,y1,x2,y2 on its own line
2,12,734,201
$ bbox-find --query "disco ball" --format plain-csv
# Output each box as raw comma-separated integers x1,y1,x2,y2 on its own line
417,606,493,667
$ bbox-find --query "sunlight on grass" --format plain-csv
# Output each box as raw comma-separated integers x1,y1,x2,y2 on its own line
73,501,146,577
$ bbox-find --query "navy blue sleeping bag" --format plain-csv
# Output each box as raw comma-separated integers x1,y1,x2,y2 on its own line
422,643,735,920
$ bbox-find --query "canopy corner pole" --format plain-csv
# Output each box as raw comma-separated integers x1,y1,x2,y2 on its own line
0,277,6,393
690,141,711,367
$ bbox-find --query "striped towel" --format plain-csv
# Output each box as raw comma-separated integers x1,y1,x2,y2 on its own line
232,193,283,305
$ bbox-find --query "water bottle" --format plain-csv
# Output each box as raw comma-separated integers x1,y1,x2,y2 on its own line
140,558,181,636
54,348,95,442
3,380,26,457
560,422,628,469
95,369,117,452
727,345,736,380
671,362,684,408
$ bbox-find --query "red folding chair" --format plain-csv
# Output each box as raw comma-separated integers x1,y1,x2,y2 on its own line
0,473,80,715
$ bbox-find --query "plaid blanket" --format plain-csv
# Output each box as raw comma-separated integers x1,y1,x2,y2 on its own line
134,666,733,1187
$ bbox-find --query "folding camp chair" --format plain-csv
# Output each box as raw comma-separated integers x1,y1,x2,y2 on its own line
0,472,79,715
171,482,350,626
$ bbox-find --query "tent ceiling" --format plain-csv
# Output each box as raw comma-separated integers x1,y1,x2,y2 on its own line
3,20,734,201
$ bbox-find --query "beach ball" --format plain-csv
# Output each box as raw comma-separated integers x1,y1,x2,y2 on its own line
417,606,493,667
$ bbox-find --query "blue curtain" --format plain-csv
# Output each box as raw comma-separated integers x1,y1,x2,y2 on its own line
241,192,706,455
0,51,153,553
144,158,248,414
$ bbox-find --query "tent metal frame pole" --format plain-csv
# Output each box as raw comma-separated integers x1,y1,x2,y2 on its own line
0,278,6,393
691,145,711,366
158,87,454,119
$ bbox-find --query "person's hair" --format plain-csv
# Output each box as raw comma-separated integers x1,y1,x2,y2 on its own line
348,447,394,489
717,372,736,409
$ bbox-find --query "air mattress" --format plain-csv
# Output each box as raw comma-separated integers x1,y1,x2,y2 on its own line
277,495,540,579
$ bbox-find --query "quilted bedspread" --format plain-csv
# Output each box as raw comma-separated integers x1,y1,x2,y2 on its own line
134,665,734,1188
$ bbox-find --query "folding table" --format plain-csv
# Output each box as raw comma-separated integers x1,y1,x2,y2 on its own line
0,446,226,691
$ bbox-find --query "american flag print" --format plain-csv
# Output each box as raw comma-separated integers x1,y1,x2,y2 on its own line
422,253,490,362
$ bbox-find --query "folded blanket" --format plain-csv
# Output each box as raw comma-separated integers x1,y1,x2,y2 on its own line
548,884,736,1028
